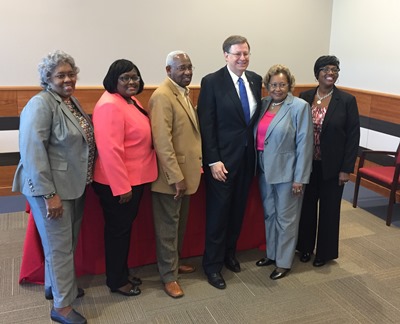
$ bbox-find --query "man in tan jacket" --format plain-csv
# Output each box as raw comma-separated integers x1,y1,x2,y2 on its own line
149,51,202,298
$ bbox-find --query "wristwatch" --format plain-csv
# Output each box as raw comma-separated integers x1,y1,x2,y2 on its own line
42,192,56,199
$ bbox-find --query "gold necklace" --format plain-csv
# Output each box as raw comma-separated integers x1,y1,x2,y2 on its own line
316,89,333,104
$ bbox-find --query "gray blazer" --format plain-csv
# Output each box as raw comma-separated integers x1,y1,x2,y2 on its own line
13,90,92,199
255,93,313,184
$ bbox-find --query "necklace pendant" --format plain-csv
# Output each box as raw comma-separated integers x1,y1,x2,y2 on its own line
317,100,322,105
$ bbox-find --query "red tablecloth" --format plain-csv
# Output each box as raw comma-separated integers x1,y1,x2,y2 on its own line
19,177,265,284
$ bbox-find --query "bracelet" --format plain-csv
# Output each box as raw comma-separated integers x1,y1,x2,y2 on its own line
42,192,56,199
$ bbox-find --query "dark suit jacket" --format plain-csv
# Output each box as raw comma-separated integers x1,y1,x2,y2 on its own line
197,66,262,173
300,86,360,180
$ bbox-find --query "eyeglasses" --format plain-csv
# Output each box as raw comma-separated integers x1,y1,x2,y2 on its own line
119,75,141,83
174,65,195,72
228,52,251,58
268,83,288,90
319,67,340,74
53,73,77,80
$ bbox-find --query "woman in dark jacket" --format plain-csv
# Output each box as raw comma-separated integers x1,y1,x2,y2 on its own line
296,55,360,267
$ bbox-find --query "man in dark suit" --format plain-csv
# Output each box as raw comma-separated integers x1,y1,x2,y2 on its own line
197,35,262,289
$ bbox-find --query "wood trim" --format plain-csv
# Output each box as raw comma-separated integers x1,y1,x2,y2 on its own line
1,84,399,198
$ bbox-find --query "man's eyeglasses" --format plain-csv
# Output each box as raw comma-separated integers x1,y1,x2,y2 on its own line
268,83,288,90
319,67,340,74
174,65,194,72
119,75,141,83
228,52,251,58
53,73,77,80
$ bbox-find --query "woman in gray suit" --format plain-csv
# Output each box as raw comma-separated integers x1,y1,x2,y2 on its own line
13,50,95,324
254,64,313,280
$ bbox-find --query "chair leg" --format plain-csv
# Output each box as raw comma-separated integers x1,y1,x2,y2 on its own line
353,175,361,208
386,190,396,226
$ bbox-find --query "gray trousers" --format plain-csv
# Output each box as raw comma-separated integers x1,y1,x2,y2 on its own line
26,194,84,308
258,153,303,269
152,192,190,283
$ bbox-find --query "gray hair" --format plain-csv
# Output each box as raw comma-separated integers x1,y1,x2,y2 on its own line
38,50,80,89
166,50,187,67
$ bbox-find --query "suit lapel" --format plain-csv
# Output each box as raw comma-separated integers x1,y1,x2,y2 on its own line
222,67,251,125
322,87,339,132
166,79,200,133
265,93,293,139
265,101,292,139
48,90,90,141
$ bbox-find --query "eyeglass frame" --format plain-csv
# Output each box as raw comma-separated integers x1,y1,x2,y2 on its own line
53,72,77,80
227,52,251,58
268,83,289,90
118,75,141,83
172,65,195,72
319,66,340,74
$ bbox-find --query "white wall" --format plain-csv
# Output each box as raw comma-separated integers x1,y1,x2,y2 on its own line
330,0,400,96
330,0,400,152
0,0,332,86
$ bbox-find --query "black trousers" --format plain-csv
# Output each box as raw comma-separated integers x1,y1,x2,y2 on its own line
92,182,144,290
202,146,255,274
296,161,344,261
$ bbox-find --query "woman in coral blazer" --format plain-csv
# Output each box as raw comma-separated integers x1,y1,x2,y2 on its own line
92,59,157,297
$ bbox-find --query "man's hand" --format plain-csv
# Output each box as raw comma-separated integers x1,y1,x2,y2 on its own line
210,161,228,182
174,180,187,200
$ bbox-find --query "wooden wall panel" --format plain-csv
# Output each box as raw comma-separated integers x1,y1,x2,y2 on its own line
1,85,399,198
0,166,17,196
370,95,400,124
351,90,372,117
0,90,17,116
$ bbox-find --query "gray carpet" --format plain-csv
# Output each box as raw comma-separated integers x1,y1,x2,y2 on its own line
0,186,400,323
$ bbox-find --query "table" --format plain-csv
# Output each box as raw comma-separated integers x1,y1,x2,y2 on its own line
19,177,265,284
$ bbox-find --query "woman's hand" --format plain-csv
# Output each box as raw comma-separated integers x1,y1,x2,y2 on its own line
119,190,132,204
44,194,63,219
292,182,304,196
338,172,350,186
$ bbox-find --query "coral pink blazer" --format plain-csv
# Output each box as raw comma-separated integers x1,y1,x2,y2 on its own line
93,91,157,196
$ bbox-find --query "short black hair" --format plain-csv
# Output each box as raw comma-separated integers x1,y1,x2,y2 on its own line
313,55,340,79
103,59,144,94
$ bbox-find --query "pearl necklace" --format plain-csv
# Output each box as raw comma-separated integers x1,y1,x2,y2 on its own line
316,89,333,105
271,99,285,109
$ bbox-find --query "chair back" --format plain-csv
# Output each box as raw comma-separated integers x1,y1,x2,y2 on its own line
396,142,400,164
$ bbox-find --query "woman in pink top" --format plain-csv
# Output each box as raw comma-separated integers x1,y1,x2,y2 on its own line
92,59,157,297
254,64,313,280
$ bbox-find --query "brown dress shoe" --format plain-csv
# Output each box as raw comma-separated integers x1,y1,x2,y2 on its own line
164,281,184,298
178,264,196,274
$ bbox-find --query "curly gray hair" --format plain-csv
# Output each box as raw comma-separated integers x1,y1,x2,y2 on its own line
38,50,79,89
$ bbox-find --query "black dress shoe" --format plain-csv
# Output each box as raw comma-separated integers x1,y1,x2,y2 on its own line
45,287,85,300
50,307,87,324
270,267,290,280
110,284,141,296
225,257,241,273
313,258,326,267
128,276,142,286
256,257,275,267
300,252,311,263
207,272,226,289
